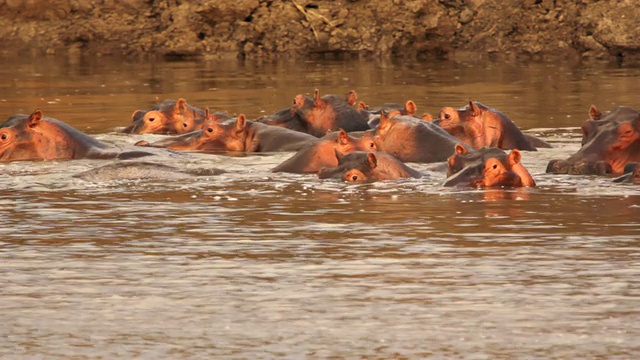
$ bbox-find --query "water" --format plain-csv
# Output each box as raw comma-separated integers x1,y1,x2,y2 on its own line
1,55,640,359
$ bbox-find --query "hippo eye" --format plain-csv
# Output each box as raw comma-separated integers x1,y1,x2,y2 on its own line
207,127,214,133
1,133,6,140
148,117,155,122
351,175,358,181
444,113,451,119
183,123,188,128
492,163,498,169
368,142,375,149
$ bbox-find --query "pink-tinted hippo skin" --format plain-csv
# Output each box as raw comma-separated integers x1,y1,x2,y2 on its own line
0,109,155,161
369,111,464,163
122,98,205,135
436,101,541,151
580,105,639,146
291,89,370,137
444,148,536,188
271,129,377,174
139,114,318,154
318,150,422,183
358,100,418,128
547,109,640,176
446,144,510,177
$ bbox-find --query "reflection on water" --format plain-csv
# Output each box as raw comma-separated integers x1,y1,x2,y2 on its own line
1,55,640,358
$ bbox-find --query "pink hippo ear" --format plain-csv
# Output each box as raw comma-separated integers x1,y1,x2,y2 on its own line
421,113,434,122
405,100,417,116
235,114,247,133
346,90,358,106
366,152,378,169
357,101,369,110
203,107,211,120
469,101,481,117
337,129,349,145
589,104,602,120
131,109,145,123
174,98,188,114
455,143,468,155
28,109,44,128
508,149,522,165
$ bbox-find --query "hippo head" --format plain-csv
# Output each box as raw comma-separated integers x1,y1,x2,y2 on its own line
0,111,41,161
580,105,639,146
123,98,203,134
255,107,308,133
446,144,508,177
547,109,640,176
444,149,534,188
200,114,250,152
318,150,379,183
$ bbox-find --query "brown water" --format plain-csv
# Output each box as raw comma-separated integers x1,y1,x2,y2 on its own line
1,55,640,359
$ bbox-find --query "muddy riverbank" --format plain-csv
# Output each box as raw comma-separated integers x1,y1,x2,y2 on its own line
1,0,639,63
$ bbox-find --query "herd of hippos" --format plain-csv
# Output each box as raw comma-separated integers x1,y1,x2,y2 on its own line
1,88,640,186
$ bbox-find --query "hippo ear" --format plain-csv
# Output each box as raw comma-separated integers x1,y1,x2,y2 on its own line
589,104,602,120
235,114,247,132
174,98,188,114
28,109,44,127
367,152,378,169
313,89,322,105
405,100,417,116
333,147,347,162
469,101,481,116
337,129,349,145
346,90,357,106
455,143,468,155
421,113,433,122
508,149,522,165
131,110,145,123
357,101,369,110
204,107,210,119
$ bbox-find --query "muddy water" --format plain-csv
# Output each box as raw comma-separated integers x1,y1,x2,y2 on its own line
1,55,640,359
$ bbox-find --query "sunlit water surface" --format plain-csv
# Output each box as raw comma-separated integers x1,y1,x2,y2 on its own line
1,56,640,359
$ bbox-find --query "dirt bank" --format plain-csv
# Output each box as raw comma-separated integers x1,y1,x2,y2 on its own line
1,0,639,63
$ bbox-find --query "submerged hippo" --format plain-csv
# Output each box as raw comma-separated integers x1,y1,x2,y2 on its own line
318,150,422,183
258,89,369,137
437,101,549,151
358,100,418,128
122,98,206,135
271,129,377,174
0,109,154,161
444,146,536,188
137,114,317,153
547,107,640,176
74,161,225,182
370,111,463,163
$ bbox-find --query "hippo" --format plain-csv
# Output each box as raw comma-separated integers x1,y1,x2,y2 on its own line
547,108,640,176
272,129,377,173
436,101,547,151
613,162,640,184
369,111,463,163
580,105,639,146
122,98,206,135
446,144,509,177
359,100,418,128
0,109,155,161
444,147,536,188
137,114,317,153
318,150,422,183
74,161,225,182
